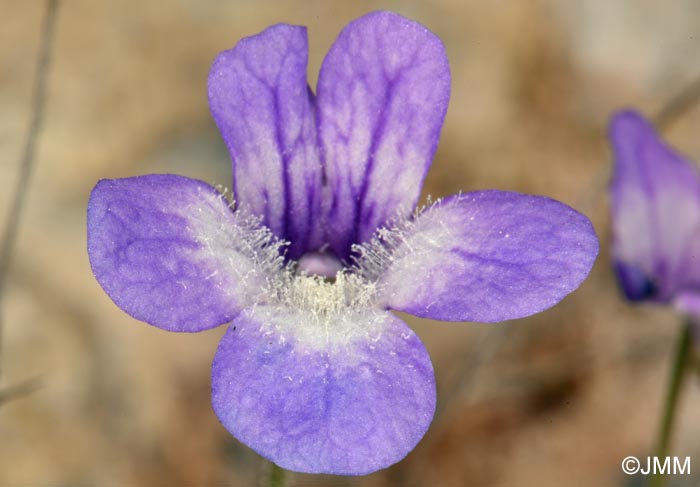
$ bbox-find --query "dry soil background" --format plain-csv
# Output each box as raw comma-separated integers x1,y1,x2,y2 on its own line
2,1,700,486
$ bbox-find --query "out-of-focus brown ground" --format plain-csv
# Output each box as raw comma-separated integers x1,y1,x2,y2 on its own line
2,1,700,486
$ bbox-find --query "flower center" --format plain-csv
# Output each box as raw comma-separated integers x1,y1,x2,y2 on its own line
261,270,382,351
296,250,343,278
277,272,376,317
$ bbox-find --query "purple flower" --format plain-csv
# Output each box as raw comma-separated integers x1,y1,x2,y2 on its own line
87,12,598,475
609,110,700,316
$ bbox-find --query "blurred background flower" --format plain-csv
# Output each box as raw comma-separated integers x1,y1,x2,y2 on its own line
2,1,700,486
609,110,700,316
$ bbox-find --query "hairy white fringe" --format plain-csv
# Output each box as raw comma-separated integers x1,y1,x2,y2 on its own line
268,271,378,319
196,188,290,301
350,195,446,282
211,186,446,320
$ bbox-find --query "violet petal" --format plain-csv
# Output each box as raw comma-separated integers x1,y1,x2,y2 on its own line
372,191,598,322
211,306,435,474
609,110,700,303
317,11,450,258
87,174,282,332
208,24,323,259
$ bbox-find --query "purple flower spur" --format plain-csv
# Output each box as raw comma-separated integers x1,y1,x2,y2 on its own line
87,11,598,475
609,110,700,316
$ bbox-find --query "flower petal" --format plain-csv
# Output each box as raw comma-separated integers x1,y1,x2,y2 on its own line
369,191,598,322
87,174,283,332
609,110,700,303
208,24,323,259
211,306,435,474
317,11,451,258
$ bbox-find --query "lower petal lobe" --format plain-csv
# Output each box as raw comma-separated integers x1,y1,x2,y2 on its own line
88,174,281,332
211,306,435,474
372,191,598,322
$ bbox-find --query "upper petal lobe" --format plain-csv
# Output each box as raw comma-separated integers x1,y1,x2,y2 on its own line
208,24,323,258
87,174,282,332
317,11,451,258
369,191,599,322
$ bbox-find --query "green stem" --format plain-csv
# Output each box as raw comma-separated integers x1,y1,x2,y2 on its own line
649,320,693,487
268,462,286,487
654,75,700,131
